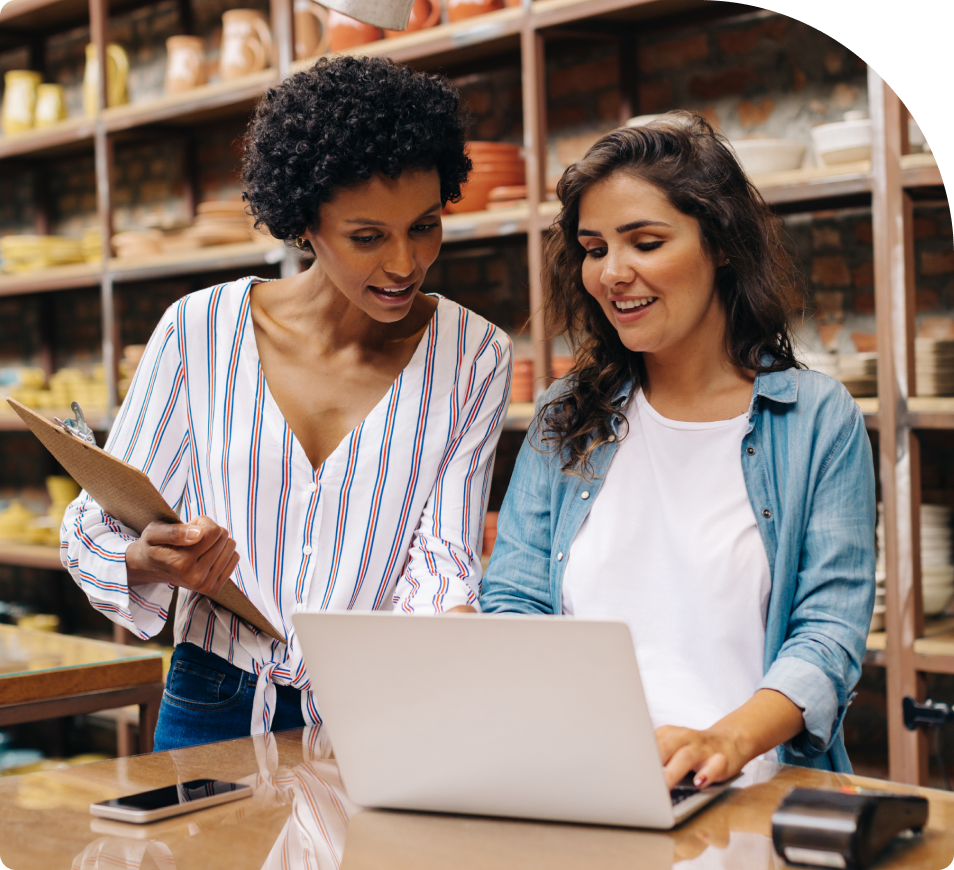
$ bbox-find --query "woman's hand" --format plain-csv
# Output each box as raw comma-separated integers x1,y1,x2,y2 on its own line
125,516,240,596
655,689,804,790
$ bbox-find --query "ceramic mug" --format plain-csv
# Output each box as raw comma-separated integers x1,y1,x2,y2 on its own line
34,83,67,127
294,0,330,59
220,9,272,82
447,0,503,21
83,43,129,117
1,70,41,134
327,10,383,51
320,0,416,30
166,35,206,94
384,0,441,36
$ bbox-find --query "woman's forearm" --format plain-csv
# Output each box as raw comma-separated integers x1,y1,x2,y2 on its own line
710,688,804,762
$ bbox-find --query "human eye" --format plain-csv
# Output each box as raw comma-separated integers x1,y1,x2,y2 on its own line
635,240,664,252
584,245,607,259
411,222,439,234
350,233,381,245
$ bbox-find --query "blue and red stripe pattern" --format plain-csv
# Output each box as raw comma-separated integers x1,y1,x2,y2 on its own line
61,278,512,729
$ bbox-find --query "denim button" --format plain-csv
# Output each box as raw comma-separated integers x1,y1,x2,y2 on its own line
762,509,772,519
581,491,590,500
746,447,755,455
557,552,564,561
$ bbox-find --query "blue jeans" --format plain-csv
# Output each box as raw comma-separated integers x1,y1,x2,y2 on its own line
153,643,305,751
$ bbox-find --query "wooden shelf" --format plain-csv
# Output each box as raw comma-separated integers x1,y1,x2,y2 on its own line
0,117,96,161
108,238,288,283
443,205,530,243
103,69,278,133
867,618,954,675
0,542,64,570
531,0,709,30
900,153,944,190
504,401,535,430
0,261,101,298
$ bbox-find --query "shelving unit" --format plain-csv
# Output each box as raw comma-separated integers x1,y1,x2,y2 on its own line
0,0,948,783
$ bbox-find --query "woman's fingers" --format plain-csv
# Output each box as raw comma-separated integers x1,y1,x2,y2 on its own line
663,741,708,790
655,726,736,790
200,538,240,596
692,752,730,789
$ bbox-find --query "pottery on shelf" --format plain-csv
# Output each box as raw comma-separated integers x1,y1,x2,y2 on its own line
384,0,441,37
34,83,67,127
328,10,384,51
811,111,872,166
447,0,503,21
220,9,273,82
728,139,807,177
294,0,331,59
1,70,42,134
165,35,206,94
83,43,129,117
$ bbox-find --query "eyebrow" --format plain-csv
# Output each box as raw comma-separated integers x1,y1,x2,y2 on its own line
577,219,672,237
344,203,443,226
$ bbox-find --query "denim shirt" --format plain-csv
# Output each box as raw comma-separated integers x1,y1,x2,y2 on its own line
481,366,875,773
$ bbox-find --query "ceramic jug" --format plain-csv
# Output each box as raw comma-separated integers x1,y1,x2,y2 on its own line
83,43,129,117
34,83,67,127
446,0,502,22
294,0,330,59
383,0,441,37
166,35,206,94
320,0,416,30
327,10,383,51
220,9,272,82
1,70,41,135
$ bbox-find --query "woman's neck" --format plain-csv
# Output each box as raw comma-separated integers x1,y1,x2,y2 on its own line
640,307,755,423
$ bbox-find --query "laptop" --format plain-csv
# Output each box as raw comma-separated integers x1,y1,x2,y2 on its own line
291,611,736,829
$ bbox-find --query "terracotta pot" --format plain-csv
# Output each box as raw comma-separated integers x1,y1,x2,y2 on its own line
294,0,330,59
328,10,384,51
447,0,503,21
446,163,525,213
34,83,67,127
510,359,534,403
220,9,272,82
504,0,522,5
2,71,41,134
384,0,441,36
551,355,574,379
165,35,206,94
83,44,129,117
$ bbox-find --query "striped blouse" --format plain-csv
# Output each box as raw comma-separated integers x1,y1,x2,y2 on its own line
62,277,512,734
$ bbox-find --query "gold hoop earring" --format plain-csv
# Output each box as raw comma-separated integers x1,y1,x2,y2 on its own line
295,237,305,249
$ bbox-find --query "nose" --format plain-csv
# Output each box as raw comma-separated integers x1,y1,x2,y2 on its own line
600,247,635,289
382,237,415,279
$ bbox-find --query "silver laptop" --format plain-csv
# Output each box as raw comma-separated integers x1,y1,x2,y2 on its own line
291,612,735,829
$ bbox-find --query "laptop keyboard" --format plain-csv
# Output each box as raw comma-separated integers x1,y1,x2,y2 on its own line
670,786,700,806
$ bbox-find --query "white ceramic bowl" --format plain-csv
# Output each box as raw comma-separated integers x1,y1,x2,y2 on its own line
811,117,873,166
729,139,807,177
922,584,954,616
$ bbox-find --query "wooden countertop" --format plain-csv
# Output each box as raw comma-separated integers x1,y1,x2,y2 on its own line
1,728,953,869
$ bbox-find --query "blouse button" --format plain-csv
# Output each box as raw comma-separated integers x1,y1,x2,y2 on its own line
581,491,590,500
557,552,564,561
307,482,318,493
761,509,772,519
302,545,313,556
746,447,755,456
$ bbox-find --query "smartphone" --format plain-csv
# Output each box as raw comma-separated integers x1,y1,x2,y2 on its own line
90,779,252,823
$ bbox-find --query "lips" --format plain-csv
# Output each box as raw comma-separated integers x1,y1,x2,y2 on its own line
368,282,415,304
610,296,657,322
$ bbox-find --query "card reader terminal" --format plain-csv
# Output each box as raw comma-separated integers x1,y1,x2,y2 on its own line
771,787,928,869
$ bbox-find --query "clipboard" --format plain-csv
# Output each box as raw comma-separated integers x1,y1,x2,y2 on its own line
6,397,285,643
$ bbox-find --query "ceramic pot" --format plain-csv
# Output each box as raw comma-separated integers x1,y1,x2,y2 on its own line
384,0,441,37
1,70,41,134
447,0,503,23
83,43,129,117
165,35,206,94
320,0,416,30
220,9,272,82
34,83,67,127
294,0,330,59
327,10,383,51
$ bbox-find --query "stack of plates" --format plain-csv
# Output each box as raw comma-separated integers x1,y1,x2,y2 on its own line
876,503,954,625
446,143,525,214
915,338,954,396
837,352,878,397
112,230,163,259
81,227,103,263
0,235,84,273
188,200,256,246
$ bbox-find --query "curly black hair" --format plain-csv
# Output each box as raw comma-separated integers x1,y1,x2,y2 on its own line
242,55,471,247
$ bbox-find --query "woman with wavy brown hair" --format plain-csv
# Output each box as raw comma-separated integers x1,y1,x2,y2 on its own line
479,114,875,788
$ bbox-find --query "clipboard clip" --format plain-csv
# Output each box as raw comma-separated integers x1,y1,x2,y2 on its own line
53,401,96,445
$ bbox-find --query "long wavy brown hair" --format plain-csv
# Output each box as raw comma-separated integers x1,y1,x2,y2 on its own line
539,112,803,476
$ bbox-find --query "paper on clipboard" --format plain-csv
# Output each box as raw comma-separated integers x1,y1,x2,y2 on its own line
5,397,285,643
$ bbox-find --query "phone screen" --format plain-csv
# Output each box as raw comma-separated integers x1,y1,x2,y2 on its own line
99,779,249,811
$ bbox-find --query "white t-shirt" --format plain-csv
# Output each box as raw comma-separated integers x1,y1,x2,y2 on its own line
562,390,772,734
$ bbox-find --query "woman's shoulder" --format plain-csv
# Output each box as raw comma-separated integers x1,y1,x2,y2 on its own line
432,295,513,361
169,277,255,327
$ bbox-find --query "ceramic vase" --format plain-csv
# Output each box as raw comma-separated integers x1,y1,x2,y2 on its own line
83,43,129,117
220,9,273,82
1,70,42,134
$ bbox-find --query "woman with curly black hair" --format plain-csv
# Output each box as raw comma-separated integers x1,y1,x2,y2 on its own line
62,56,512,750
